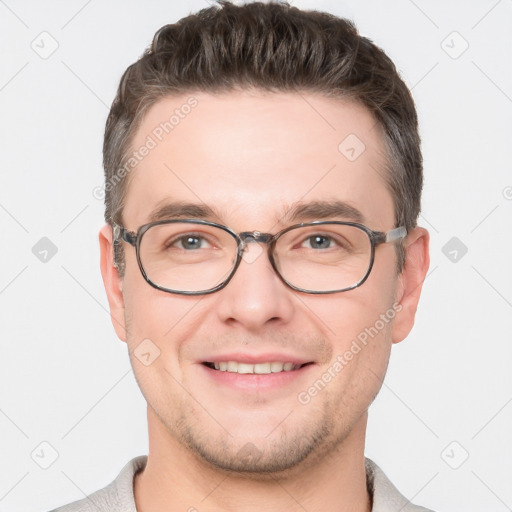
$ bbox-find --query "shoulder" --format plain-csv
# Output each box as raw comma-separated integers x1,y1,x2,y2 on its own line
365,458,436,512
48,455,147,512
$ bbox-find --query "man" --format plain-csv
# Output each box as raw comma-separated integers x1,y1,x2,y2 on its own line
52,1,431,510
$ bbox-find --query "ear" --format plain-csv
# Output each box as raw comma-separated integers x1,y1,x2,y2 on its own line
392,227,430,344
99,224,127,342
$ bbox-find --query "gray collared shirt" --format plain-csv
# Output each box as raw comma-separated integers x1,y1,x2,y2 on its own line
49,456,435,511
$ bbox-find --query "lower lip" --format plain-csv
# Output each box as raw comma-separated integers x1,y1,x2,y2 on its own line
199,363,315,392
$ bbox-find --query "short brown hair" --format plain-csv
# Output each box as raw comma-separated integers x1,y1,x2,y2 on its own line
103,0,422,273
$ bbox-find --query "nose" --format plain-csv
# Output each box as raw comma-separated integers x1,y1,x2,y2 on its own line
215,241,295,331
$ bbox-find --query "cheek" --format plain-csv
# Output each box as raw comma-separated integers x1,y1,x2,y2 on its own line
300,286,397,344
121,288,194,406
121,253,194,337
297,285,397,399
121,272,209,380
324,298,394,410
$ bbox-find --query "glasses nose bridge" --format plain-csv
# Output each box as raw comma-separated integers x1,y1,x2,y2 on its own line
238,230,274,251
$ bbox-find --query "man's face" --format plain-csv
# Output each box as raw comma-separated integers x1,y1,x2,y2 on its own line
102,91,418,474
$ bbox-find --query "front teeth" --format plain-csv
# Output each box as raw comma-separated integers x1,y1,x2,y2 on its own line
213,361,300,374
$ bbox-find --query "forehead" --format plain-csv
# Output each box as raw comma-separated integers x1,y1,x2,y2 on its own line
123,90,394,230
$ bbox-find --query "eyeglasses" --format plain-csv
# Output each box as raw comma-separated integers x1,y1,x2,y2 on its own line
113,219,406,295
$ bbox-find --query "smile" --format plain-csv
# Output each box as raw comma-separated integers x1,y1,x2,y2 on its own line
203,361,312,374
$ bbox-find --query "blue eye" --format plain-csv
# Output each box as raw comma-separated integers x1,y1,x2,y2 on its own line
174,235,209,250
304,235,333,249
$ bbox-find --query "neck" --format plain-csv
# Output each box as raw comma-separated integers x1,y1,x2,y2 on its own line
134,407,371,512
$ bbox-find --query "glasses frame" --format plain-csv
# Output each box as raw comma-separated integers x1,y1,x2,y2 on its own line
113,219,407,295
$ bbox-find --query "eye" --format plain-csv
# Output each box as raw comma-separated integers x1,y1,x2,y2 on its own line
301,234,337,250
170,234,212,250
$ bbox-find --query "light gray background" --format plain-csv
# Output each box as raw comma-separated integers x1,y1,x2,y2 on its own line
1,1,511,511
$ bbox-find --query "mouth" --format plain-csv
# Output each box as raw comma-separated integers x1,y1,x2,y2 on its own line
202,361,314,374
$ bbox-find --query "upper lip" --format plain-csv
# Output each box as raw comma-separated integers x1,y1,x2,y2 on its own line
200,352,314,365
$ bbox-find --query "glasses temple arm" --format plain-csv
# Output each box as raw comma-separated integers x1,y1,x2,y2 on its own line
112,223,137,246
384,226,407,243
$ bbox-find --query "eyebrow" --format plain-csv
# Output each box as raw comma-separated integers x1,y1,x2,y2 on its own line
282,200,365,224
148,201,220,222
147,199,365,225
